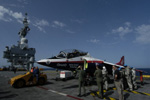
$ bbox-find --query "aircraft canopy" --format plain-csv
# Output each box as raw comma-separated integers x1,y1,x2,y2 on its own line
56,49,88,58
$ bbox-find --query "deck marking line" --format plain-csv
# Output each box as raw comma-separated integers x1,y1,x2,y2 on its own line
67,95,83,100
113,88,150,96
131,91,140,94
48,89,67,96
137,92,150,96
90,91,116,100
37,86,49,90
0,75,10,78
37,86,83,100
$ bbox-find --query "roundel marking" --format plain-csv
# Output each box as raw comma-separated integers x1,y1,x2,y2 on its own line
46,60,51,65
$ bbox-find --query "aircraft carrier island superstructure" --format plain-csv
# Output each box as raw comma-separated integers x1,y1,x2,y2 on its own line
3,13,36,70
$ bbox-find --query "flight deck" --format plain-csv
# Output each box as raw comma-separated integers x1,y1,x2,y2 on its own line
0,70,150,100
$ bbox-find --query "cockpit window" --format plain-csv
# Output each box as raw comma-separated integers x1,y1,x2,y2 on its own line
57,51,66,58
48,49,88,59
64,49,88,58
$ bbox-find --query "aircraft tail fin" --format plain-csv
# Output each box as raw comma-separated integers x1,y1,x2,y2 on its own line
116,56,124,66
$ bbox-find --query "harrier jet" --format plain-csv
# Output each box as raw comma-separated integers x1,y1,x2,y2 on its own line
37,49,124,75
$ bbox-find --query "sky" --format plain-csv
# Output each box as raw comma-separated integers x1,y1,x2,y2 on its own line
0,0,150,68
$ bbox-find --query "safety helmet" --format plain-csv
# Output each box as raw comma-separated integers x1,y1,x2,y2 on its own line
124,64,128,67
118,67,122,70
103,66,106,69
95,63,99,66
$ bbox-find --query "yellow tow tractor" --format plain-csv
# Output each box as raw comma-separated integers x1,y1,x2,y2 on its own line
8,72,47,88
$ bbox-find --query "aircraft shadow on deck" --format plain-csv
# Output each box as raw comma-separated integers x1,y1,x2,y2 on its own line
0,91,11,94
62,85,78,89
23,82,53,88
124,93,130,100
45,81,54,85
51,77,75,81
136,82,149,85
0,94,18,99
104,91,114,97
0,90,18,99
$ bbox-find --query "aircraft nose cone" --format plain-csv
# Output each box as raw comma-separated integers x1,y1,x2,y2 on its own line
37,60,42,64
37,59,46,65
37,59,51,65
46,60,51,65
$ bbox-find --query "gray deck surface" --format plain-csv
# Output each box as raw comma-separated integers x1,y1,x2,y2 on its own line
0,71,150,100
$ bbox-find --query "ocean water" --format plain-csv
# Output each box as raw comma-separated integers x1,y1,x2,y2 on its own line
136,68,150,76
43,68,56,71
43,68,150,76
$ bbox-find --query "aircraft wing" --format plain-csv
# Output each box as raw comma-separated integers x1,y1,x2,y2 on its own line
81,56,104,63
136,69,147,73
82,56,125,75
104,61,124,68
82,56,124,67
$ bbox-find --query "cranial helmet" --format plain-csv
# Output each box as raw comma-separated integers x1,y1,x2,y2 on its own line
95,63,99,66
103,66,106,69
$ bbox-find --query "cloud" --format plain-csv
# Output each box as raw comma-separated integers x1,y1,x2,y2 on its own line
71,19,83,24
110,22,150,44
33,19,49,33
111,22,132,38
0,5,49,33
8,4,24,8
0,5,24,23
52,21,66,28
34,19,49,26
17,0,28,4
125,22,131,27
0,6,11,22
135,24,150,44
11,12,24,23
88,39,100,44
6,0,28,8
11,12,23,19
66,29,75,34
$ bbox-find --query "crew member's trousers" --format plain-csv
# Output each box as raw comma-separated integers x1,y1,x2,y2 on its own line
114,80,124,100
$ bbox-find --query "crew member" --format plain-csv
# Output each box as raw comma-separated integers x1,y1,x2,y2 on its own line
131,67,137,90
76,65,86,97
94,63,103,99
119,67,127,90
139,71,144,85
124,65,133,91
113,65,124,100
13,67,17,74
102,66,108,91
33,66,40,83
30,67,34,73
